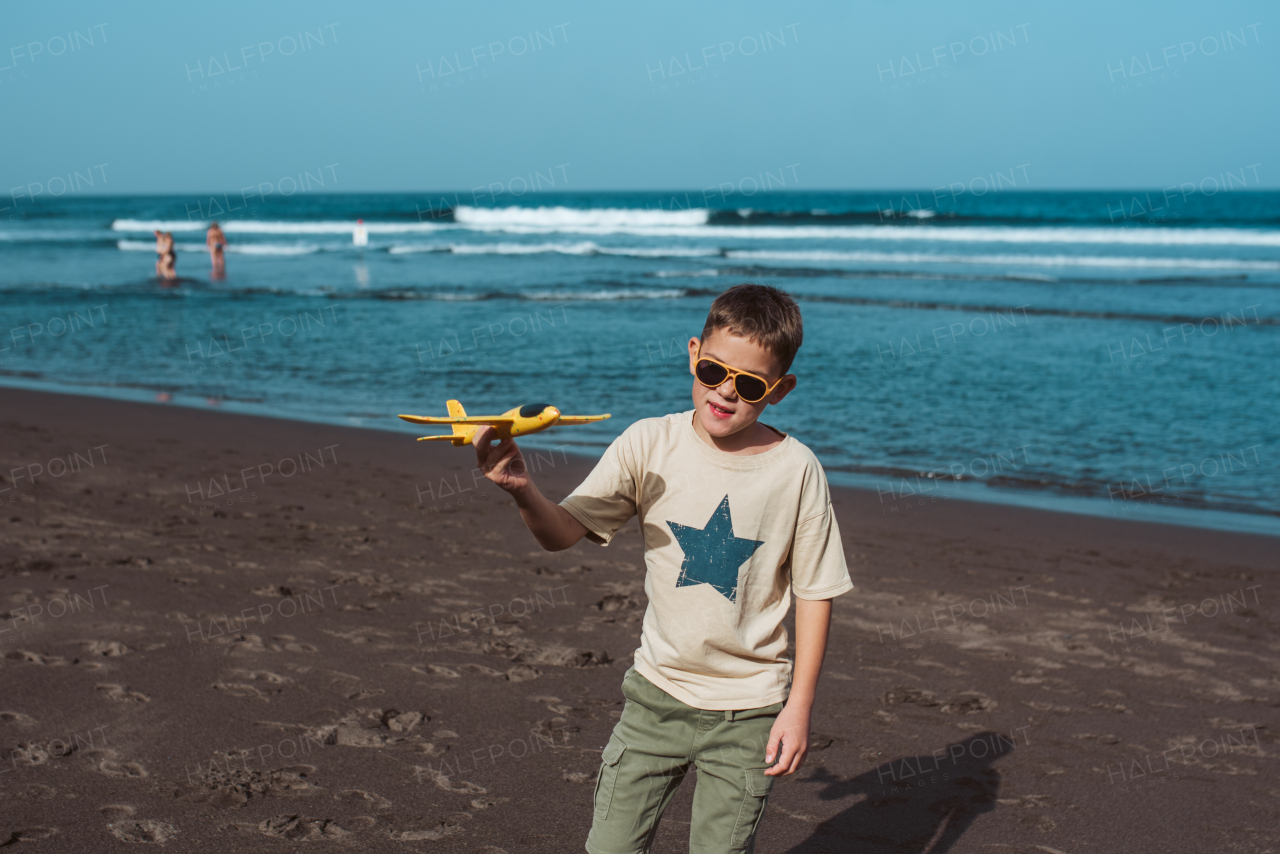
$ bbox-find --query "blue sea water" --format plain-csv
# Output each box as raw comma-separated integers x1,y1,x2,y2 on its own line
1,190,1277,534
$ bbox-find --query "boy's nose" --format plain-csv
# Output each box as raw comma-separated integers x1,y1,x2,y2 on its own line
718,378,737,400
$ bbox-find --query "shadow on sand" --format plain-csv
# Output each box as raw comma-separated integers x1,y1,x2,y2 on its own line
785,731,1017,854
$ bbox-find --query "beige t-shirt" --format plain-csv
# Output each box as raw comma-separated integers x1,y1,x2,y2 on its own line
560,411,853,710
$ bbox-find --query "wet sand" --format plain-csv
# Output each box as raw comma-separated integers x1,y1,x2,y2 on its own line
0,386,1276,852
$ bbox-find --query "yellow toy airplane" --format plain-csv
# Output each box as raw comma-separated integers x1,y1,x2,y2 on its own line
398,400,610,446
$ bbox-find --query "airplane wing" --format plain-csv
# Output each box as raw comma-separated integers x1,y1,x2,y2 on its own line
397,414,515,425
553,414,611,425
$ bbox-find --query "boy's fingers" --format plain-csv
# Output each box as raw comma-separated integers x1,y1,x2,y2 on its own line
472,426,493,468
764,731,782,764
785,745,807,775
487,439,523,480
766,734,797,775
775,741,798,772
493,438,516,467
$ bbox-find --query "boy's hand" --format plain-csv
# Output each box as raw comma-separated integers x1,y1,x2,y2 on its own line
473,426,531,494
764,701,811,776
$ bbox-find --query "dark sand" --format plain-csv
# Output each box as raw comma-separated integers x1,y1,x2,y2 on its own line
1,387,1276,852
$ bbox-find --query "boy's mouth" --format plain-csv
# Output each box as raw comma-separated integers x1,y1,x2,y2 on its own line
707,401,734,420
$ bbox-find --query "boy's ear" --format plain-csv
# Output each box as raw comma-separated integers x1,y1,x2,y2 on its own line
687,336,701,374
767,373,797,406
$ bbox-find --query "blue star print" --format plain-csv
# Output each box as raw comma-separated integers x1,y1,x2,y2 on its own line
666,495,765,603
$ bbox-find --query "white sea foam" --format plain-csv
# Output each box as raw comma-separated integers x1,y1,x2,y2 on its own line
458,220,1280,246
450,241,599,255
388,241,720,258
108,216,1280,247
452,206,710,228
523,288,687,300
387,244,450,255
117,240,320,255
111,219,444,235
726,249,1280,271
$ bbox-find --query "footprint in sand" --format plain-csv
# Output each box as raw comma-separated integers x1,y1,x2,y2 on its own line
881,686,940,707
382,710,425,732
7,649,104,668
97,683,151,703
333,708,430,747
346,688,385,700
530,695,576,715
100,804,136,820
108,818,178,843
0,710,38,725
481,637,609,668
940,693,997,714
2,827,58,844
10,740,78,766
177,764,323,809
275,636,320,653
414,764,486,794
213,682,275,701
336,789,391,810
388,662,541,682
389,824,465,842
83,640,132,657
224,668,294,685
247,815,350,841
96,686,151,706
505,664,541,682
88,748,148,779
211,633,319,655
531,717,575,747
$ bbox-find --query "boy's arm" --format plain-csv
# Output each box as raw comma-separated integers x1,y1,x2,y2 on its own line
473,427,588,551
765,596,832,777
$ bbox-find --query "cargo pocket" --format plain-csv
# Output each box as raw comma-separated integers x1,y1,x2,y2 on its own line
731,768,774,849
592,735,627,822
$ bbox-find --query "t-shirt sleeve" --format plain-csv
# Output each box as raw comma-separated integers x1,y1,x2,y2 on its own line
790,459,854,600
559,429,639,545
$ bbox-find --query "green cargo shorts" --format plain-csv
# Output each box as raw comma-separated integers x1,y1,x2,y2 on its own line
586,666,785,854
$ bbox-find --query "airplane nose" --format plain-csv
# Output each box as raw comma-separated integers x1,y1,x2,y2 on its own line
545,406,561,420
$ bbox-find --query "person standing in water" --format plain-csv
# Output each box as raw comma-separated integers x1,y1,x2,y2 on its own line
155,230,177,281
153,230,167,277
206,222,227,279
353,218,369,247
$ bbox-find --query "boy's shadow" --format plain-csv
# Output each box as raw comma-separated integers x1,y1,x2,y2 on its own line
785,732,1015,854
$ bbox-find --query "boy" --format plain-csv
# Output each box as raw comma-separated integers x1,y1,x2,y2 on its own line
473,284,852,853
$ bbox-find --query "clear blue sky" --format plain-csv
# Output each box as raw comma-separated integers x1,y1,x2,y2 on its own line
4,0,1276,193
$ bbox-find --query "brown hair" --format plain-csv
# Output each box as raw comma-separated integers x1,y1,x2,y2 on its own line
701,283,804,374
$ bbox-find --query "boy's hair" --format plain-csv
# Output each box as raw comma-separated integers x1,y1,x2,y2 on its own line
701,284,804,374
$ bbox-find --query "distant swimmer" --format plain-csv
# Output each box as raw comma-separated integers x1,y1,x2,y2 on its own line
155,230,177,281
154,229,167,277
353,218,369,247
207,221,227,279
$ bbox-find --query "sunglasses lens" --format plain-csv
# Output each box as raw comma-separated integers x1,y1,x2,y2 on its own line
696,360,729,387
734,375,769,402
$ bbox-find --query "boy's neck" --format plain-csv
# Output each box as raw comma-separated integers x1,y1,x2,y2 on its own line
691,412,785,456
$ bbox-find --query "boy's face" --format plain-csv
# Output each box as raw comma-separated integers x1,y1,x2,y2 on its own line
687,328,795,440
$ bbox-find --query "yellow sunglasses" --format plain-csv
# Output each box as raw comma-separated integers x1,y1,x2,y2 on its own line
693,343,784,403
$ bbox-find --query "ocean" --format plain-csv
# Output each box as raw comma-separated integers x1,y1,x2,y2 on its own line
1,190,1276,534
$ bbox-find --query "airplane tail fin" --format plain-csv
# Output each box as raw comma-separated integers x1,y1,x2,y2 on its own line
446,400,470,444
